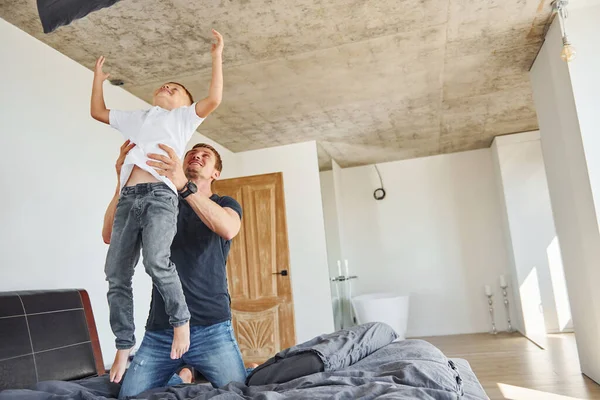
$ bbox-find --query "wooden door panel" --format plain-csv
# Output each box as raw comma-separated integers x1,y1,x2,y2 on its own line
213,173,296,364
243,184,278,299
232,307,280,363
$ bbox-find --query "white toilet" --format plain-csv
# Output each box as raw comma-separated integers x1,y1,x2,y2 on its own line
352,293,410,340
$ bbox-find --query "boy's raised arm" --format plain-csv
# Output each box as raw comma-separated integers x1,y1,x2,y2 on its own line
195,30,224,119
91,56,111,125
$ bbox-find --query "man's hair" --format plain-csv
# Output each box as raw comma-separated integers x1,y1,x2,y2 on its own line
186,143,223,172
167,82,194,105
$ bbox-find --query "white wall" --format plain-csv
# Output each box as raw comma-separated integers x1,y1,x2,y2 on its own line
320,171,342,280
331,160,347,266
235,142,335,343
320,159,348,280
530,11,600,382
319,170,343,330
492,132,572,341
568,4,600,232
490,141,525,334
0,18,235,366
336,149,512,337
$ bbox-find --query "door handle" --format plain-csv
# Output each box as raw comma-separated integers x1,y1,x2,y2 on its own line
273,270,288,276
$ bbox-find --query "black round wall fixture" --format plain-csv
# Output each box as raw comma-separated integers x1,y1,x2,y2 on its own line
373,165,386,201
373,188,386,200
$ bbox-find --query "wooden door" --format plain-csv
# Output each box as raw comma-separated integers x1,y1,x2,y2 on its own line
213,172,296,365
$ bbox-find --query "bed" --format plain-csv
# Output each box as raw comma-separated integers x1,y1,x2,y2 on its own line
0,290,488,399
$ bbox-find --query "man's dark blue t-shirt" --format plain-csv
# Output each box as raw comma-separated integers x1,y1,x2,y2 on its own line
146,194,242,331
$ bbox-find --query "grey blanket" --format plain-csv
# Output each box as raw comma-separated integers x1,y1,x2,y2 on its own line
0,341,469,399
247,322,398,385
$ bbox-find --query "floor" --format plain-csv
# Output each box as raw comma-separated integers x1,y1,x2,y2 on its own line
419,332,600,400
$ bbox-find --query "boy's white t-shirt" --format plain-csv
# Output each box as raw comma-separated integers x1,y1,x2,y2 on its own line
109,104,205,193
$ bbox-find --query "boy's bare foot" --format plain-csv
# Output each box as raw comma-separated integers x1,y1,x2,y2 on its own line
178,367,194,384
171,322,190,360
110,347,133,383
249,363,259,369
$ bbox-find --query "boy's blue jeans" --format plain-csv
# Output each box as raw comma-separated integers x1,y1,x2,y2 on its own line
118,321,247,399
105,182,190,350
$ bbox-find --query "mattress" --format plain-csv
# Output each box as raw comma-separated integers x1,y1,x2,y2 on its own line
452,358,489,399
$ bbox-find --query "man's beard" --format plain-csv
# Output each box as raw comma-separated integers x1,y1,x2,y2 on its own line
185,168,200,179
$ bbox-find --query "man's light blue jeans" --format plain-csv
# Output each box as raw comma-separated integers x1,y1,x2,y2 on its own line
118,320,247,399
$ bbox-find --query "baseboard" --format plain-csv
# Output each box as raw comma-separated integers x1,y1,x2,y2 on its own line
547,328,575,334
408,329,521,339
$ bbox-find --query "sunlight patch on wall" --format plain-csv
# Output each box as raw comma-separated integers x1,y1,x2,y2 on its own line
547,236,573,331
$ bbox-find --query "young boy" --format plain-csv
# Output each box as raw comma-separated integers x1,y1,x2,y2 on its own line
91,29,224,383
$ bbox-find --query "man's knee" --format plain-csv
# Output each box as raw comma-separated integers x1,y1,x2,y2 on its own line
119,357,173,399
213,366,247,388
119,332,180,398
200,351,247,387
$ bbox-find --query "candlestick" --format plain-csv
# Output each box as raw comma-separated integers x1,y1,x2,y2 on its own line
500,275,507,288
487,294,497,335
484,285,492,296
499,275,514,333
501,287,514,333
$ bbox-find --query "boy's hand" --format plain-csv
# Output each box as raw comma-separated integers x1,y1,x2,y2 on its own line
94,56,110,82
196,29,224,118
211,29,224,58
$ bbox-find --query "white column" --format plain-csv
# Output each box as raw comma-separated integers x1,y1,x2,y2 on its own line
491,132,572,346
320,159,351,330
530,3,600,383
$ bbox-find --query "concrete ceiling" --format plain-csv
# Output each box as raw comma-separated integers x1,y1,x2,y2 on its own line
1,0,550,169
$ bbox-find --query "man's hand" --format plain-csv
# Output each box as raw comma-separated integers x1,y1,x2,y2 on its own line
147,144,188,191
211,29,224,58
94,56,110,82
104,140,134,244
116,140,135,182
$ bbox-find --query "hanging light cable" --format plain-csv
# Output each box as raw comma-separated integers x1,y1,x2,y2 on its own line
552,0,576,62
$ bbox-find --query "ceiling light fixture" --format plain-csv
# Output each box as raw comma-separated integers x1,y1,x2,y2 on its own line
552,0,576,62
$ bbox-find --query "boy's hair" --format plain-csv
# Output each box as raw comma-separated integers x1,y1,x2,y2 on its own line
187,143,223,172
167,82,194,105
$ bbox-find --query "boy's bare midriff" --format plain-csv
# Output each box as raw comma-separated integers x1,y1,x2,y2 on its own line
126,165,160,186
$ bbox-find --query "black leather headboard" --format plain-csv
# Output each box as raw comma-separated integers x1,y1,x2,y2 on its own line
0,289,105,390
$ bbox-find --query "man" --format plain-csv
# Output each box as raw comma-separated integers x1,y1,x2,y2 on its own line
102,141,246,399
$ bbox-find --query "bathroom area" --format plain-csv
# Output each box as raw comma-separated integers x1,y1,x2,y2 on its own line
319,150,524,338
320,162,412,338
330,261,410,339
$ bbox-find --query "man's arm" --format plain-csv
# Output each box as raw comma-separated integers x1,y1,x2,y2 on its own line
195,30,224,119
102,189,119,244
147,144,241,241
91,56,111,124
184,195,241,241
102,140,135,243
